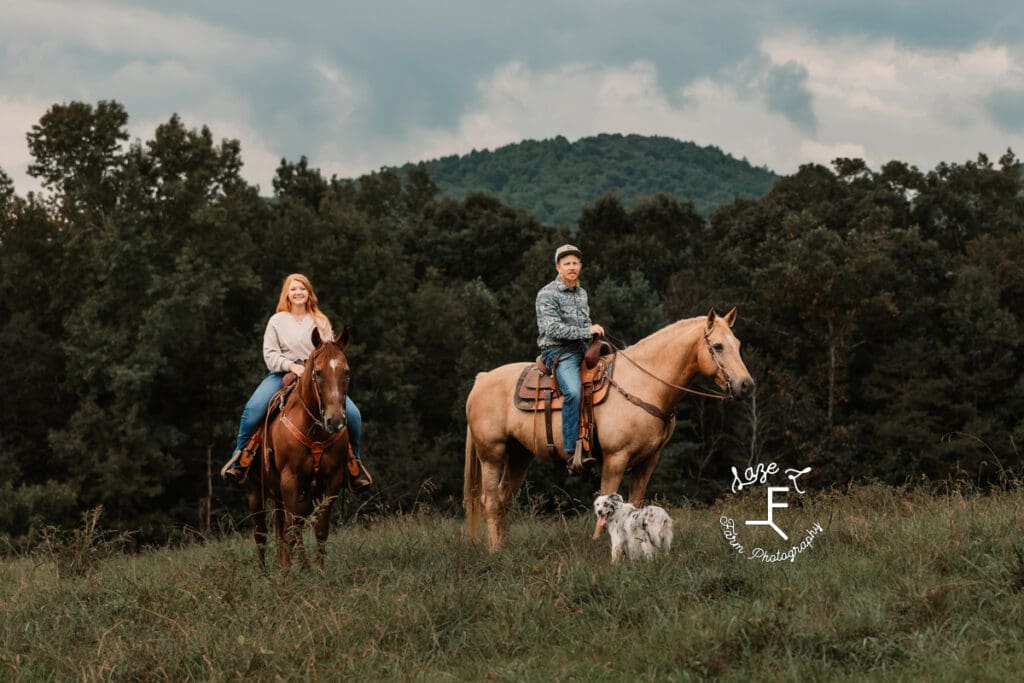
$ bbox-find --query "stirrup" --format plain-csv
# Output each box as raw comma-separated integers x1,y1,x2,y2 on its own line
567,442,596,473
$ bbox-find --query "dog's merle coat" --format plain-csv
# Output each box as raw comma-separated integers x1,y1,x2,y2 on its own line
593,493,674,562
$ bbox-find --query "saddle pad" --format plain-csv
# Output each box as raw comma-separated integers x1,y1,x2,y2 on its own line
515,365,559,406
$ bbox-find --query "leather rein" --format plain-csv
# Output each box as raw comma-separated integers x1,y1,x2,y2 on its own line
605,328,732,422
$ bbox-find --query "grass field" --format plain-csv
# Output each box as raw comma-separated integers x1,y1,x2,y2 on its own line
2,484,1023,681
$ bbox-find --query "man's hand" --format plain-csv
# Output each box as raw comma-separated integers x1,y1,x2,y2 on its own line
589,324,605,337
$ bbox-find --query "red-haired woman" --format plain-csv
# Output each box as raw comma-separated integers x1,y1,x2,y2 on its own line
221,274,370,488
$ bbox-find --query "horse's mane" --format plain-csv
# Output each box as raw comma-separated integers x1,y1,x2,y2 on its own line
626,316,705,352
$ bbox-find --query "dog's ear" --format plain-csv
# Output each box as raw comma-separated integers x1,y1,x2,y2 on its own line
612,493,624,503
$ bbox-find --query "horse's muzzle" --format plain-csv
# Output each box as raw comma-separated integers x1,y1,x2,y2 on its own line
733,377,755,400
324,414,347,434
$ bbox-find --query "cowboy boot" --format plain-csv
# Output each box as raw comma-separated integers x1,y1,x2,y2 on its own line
220,450,247,483
350,460,373,491
346,445,373,491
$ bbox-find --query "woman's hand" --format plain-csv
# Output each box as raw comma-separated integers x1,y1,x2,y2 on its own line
589,324,605,337
289,362,305,376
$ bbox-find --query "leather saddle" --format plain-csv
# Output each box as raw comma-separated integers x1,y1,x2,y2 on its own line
236,372,300,470
514,340,615,463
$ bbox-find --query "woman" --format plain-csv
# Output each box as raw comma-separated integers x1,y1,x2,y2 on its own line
221,273,371,489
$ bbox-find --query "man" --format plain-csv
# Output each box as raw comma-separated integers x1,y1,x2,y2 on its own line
536,244,605,472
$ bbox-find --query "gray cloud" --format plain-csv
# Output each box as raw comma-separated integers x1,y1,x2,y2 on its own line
986,89,1024,132
772,0,1024,50
92,0,769,143
2,0,1024,191
763,60,817,132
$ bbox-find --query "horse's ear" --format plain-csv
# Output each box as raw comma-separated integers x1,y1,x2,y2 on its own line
311,326,323,348
335,325,350,350
723,307,737,328
706,308,718,333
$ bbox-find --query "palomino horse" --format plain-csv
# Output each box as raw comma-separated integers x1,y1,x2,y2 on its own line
248,326,352,570
464,308,754,551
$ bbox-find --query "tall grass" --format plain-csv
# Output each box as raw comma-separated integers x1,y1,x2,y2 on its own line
2,484,1023,681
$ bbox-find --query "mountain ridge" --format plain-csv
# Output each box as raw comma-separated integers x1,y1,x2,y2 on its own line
399,133,780,225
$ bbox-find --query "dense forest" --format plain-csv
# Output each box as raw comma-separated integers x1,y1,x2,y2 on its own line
1,100,1023,548
400,133,779,225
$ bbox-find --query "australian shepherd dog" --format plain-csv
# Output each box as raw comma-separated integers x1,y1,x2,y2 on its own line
593,493,673,562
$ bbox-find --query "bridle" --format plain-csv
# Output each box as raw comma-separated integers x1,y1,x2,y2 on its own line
277,343,350,474
702,328,734,399
606,326,732,412
292,344,350,433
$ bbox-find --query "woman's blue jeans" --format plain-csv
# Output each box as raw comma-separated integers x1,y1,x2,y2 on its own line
233,371,363,460
541,345,584,454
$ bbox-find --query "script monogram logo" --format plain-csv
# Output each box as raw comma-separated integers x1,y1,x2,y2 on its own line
718,461,824,564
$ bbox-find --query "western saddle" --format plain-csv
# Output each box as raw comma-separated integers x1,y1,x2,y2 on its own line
514,340,614,464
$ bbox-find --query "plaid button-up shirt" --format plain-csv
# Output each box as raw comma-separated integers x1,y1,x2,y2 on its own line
536,276,593,349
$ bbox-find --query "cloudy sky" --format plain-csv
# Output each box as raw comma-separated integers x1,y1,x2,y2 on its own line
2,1,1024,194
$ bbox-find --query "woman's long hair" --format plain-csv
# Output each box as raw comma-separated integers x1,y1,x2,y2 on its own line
275,273,333,338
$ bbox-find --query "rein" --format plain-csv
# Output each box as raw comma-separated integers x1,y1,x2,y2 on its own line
605,329,732,411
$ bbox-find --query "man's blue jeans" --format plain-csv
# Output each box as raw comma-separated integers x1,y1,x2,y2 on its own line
233,372,364,460
541,345,585,454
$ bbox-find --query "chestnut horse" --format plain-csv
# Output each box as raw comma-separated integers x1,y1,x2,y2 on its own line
464,308,754,551
248,326,352,570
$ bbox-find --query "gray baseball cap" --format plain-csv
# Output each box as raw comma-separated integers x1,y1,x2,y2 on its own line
554,244,582,264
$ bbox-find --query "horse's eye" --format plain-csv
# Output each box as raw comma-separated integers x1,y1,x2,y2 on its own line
713,343,725,353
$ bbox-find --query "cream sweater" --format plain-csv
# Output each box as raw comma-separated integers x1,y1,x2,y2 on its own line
262,311,334,373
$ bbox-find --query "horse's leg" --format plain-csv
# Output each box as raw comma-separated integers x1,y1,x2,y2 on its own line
627,449,664,507
274,503,288,570
247,482,268,571
276,468,306,570
280,508,307,571
292,512,309,570
479,447,510,552
503,441,533,509
315,471,345,571
597,450,630,496
313,496,333,572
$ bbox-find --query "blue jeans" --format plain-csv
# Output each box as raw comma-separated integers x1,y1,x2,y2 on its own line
233,372,364,463
541,345,584,454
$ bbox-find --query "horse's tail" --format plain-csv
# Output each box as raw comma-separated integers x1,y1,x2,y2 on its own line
463,424,482,542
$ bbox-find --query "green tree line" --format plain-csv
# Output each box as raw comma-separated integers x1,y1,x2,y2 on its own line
1,101,1022,546
402,133,779,225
